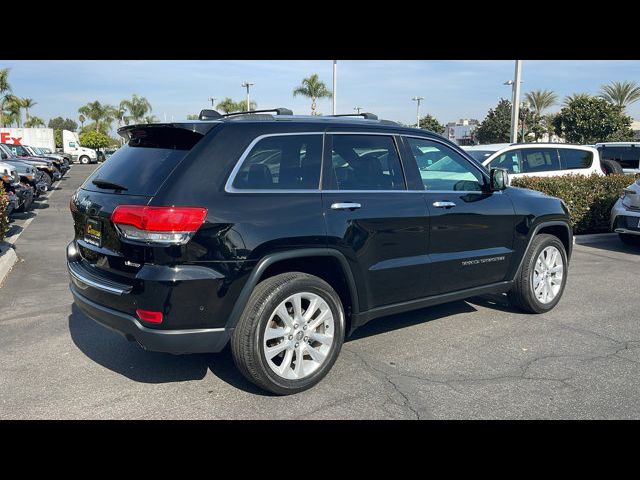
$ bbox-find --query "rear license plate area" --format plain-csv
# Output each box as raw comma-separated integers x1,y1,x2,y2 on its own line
85,218,103,247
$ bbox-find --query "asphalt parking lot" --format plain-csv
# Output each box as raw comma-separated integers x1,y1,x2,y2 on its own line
1,164,639,419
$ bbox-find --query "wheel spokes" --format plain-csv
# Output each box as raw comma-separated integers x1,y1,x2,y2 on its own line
265,327,287,341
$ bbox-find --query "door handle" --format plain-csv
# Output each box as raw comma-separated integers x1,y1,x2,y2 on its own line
432,201,456,208
331,202,362,210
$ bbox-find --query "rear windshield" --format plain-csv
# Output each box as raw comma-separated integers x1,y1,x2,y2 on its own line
82,127,203,196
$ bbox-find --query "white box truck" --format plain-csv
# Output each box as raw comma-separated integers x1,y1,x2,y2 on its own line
62,130,98,164
0,127,55,151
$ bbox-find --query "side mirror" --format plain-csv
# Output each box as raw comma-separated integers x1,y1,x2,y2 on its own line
490,168,509,191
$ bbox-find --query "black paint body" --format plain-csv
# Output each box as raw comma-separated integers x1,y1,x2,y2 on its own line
68,118,572,353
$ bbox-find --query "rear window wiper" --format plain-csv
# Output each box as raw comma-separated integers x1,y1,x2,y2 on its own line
92,179,128,191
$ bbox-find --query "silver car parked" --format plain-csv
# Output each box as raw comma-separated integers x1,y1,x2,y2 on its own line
611,178,640,245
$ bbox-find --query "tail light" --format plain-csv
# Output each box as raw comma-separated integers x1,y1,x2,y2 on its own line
111,205,207,245
136,309,163,324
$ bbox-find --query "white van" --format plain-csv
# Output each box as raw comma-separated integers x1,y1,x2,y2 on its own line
62,130,97,164
481,144,605,179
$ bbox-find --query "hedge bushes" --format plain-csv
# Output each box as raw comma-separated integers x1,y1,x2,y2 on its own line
511,174,636,234
0,183,9,242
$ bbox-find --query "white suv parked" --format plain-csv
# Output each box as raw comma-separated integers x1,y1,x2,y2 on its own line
480,144,605,179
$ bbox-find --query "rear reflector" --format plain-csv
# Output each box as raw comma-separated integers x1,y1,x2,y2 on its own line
136,309,163,324
111,205,207,244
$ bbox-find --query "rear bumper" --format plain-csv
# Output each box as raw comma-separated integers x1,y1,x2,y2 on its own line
70,283,232,354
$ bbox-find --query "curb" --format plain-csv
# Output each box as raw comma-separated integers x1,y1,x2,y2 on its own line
0,241,18,287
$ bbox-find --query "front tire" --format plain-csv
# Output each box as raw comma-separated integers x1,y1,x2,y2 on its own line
508,234,568,313
231,272,345,395
79,156,90,164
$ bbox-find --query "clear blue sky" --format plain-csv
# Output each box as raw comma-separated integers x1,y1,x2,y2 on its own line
2,60,639,129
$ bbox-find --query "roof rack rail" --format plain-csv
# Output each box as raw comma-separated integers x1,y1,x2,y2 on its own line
223,107,293,118
199,109,223,120
331,112,378,120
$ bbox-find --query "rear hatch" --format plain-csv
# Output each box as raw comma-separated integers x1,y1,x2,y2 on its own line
70,124,214,280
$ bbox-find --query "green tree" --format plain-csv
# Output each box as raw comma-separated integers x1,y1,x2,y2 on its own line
144,115,158,124
48,117,78,148
78,101,114,131
563,92,591,107
78,114,85,129
24,116,45,127
186,114,199,120
599,80,640,109
235,99,257,112
79,130,112,150
21,97,37,121
119,94,152,124
4,96,22,127
553,96,635,143
474,99,513,144
0,68,11,127
216,97,239,114
418,114,445,134
80,122,111,136
293,73,332,115
524,89,558,116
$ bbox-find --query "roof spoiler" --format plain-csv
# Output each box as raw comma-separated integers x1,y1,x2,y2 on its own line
199,109,223,120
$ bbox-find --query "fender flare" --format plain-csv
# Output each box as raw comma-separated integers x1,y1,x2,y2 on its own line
511,220,573,280
224,248,360,331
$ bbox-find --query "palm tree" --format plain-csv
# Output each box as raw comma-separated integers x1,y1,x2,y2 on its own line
119,94,152,124
293,74,332,115
0,68,11,127
524,89,558,115
599,81,640,109
235,99,257,112
79,101,110,131
4,96,22,127
216,97,239,114
79,114,86,129
563,93,591,106
21,98,37,121
24,116,45,128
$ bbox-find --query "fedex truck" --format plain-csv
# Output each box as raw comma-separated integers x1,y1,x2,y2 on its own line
0,128,55,151
62,130,97,164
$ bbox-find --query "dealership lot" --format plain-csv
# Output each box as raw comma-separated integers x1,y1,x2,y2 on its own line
1,164,639,419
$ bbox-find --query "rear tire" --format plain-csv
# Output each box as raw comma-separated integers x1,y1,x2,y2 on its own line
508,234,568,314
231,272,345,395
601,159,623,175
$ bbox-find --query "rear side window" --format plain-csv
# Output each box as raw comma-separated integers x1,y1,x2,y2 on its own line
231,134,322,190
598,146,640,169
83,127,204,196
558,149,593,169
328,134,405,190
521,149,560,173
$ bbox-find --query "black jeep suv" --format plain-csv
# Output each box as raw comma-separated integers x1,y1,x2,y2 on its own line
68,109,572,395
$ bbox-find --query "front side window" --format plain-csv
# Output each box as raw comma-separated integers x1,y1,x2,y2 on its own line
520,149,560,173
558,148,593,169
232,134,323,190
489,150,522,174
328,134,405,190
405,137,484,191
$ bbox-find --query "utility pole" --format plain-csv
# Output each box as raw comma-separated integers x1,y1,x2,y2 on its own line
412,96,424,128
509,60,522,143
354,106,363,114
241,82,254,111
332,60,337,115
208,97,217,108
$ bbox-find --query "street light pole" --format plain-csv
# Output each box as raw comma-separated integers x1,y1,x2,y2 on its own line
354,106,362,114
509,60,522,143
332,61,337,115
208,97,217,108
241,82,254,111
412,96,424,128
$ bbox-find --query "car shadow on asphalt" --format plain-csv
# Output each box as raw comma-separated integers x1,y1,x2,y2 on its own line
575,238,640,255
68,304,268,395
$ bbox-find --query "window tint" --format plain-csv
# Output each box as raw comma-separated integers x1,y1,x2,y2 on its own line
598,146,640,169
405,137,484,191
232,135,322,190
558,149,593,169
489,150,522,174
520,149,560,173
329,135,405,190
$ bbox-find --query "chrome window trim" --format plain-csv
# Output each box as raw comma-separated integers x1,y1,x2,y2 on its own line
224,132,325,193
